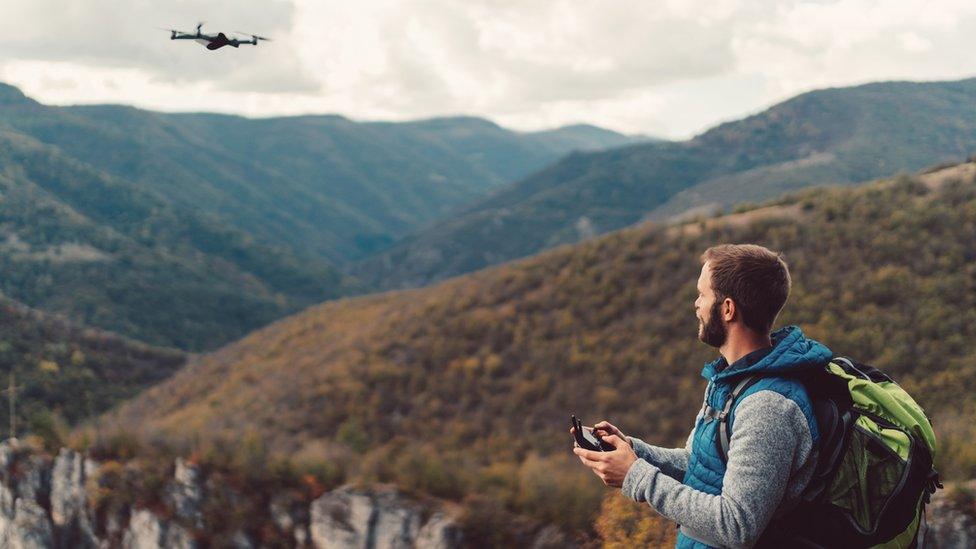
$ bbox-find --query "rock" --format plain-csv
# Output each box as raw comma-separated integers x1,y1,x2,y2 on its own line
309,489,371,548
925,482,976,549
309,486,461,549
17,455,49,504
0,483,16,544
50,448,98,548
122,510,163,549
229,529,254,549
270,493,310,546
530,524,575,549
168,458,203,528
0,443,467,549
161,522,195,549
99,506,130,549
270,494,296,532
294,525,310,547
415,512,463,549
122,509,196,549
7,497,55,548
0,439,16,471
370,490,422,548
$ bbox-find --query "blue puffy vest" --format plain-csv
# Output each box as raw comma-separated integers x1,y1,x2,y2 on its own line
676,326,832,549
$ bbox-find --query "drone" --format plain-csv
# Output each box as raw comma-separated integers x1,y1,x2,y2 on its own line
160,23,271,50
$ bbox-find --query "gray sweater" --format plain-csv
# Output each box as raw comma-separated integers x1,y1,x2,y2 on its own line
621,390,818,548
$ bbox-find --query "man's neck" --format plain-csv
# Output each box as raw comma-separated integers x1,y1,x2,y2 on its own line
720,329,772,365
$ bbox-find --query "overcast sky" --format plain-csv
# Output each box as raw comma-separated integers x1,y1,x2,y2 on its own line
3,0,976,138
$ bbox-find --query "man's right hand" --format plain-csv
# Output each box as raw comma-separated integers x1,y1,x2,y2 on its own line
593,421,631,446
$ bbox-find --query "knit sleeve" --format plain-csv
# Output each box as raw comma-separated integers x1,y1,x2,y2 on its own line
620,390,813,548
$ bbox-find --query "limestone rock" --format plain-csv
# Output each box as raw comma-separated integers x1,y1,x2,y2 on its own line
162,522,195,549
229,529,255,548
7,498,54,549
122,510,163,549
415,512,463,549
309,486,461,549
122,509,196,549
270,493,309,546
530,524,575,549
17,455,49,504
168,458,203,528
50,447,98,548
925,483,976,549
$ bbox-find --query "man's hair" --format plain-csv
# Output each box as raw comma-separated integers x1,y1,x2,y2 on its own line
701,244,791,335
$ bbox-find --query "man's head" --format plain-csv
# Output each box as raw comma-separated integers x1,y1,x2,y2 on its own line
695,244,791,348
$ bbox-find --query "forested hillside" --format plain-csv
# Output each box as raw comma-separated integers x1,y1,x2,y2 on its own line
0,298,185,443
102,162,976,541
0,83,641,265
357,78,976,290
0,129,351,350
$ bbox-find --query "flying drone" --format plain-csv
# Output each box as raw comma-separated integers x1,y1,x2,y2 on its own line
160,23,271,50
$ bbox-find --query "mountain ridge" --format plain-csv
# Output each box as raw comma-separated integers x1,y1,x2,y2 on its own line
0,82,645,265
354,77,976,290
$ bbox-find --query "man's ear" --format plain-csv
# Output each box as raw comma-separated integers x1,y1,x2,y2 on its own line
722,297,736,322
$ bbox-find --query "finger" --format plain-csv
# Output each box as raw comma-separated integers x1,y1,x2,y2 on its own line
573,447,598,460
573,447,605,464
603,434,626,449
594,421,612,429
578,453,603,469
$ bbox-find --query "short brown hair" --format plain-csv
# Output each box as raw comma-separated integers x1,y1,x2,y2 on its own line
701,244,791,335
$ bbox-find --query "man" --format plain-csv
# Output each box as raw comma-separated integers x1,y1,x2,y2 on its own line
573,243,832,548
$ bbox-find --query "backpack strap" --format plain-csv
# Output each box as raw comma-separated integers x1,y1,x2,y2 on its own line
717,374,763,462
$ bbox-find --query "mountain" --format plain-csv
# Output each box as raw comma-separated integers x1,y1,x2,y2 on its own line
0,297,185,435
355,77,976,290
524,123,655,152
0,128,352,350
0,82,643,350
0,83,643,265
103,162,976,535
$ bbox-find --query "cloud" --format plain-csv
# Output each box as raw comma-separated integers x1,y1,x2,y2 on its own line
3,0,976,137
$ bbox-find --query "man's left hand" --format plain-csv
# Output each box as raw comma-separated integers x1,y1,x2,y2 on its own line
573,434,637,488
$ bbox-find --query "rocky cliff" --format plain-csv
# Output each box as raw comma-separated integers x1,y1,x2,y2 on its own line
1,438,973,548
0,440,462,548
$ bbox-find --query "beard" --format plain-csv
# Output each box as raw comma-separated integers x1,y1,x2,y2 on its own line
698,299,727,348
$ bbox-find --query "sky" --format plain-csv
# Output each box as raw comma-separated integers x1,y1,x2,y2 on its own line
3,0,976,139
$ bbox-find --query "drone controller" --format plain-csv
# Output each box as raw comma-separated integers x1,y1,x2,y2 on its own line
571,415,616,452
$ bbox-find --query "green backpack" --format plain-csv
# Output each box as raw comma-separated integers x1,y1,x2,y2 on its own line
718,356,942,548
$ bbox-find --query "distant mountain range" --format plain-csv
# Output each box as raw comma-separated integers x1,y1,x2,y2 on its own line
107,163,976,534
354,77,976,290
0,83,644,265
0,82,641,349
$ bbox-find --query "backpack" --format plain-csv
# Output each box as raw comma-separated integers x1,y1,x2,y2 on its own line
717,356,942,548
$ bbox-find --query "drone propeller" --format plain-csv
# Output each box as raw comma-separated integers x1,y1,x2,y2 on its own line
156,27,182,32
234,31,272,41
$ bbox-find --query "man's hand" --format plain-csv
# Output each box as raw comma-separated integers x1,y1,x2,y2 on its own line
592,420,630,445
573,434,637,488
568,420,632,448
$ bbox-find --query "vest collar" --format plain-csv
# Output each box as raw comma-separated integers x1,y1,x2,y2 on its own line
700,325,832,382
